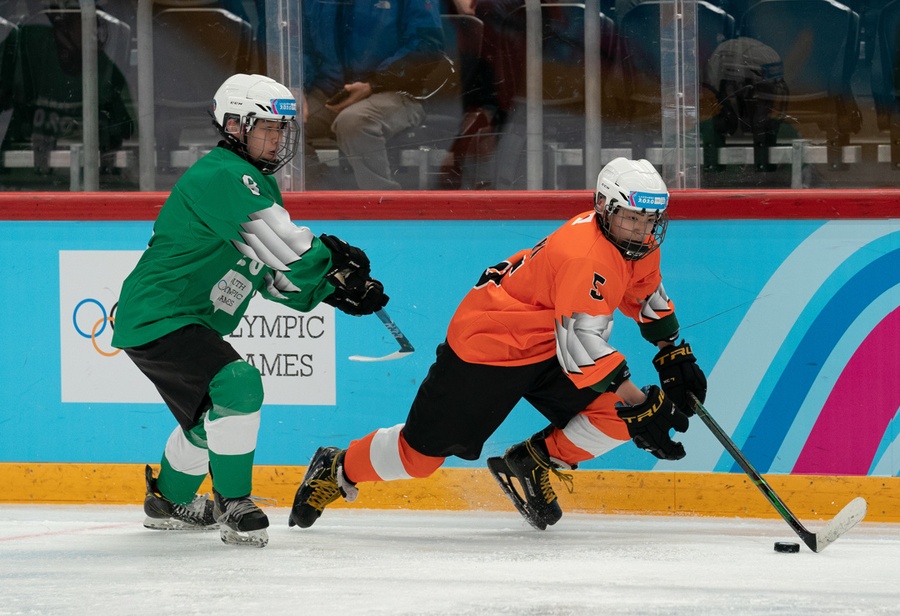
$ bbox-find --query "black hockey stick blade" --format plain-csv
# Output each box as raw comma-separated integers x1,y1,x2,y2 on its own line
349,308,415,362
690,393,867,552
486,456,547,531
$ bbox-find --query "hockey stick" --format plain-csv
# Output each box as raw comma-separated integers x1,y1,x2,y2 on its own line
689,393,867,552
348,308,415,362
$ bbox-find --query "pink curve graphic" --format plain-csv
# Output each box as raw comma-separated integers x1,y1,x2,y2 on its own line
793,306,900,475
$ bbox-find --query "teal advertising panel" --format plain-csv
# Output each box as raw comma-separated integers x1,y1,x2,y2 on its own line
1,217,898,476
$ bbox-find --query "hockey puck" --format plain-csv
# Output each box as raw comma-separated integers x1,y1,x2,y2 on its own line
774,541,800,553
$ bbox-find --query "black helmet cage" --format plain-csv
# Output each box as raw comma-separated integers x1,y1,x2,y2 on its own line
596,194,669,261
217,111,300,175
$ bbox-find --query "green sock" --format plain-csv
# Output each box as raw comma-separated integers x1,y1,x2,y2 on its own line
156,454,206,505
208,450,256,498
155,421,209,505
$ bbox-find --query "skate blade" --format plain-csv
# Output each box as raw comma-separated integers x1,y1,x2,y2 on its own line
486,457,548,531
143,517,218,531
219,526,269,548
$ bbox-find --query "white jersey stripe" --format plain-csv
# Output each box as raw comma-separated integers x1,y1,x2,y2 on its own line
163,427,209,476
370,424,413,481
232,204,317,271
241,218,302,267
562,413,628,457
249,204,315,255
205,412,261,456
238,227,291,270
639,282,671,322
555,312,616,374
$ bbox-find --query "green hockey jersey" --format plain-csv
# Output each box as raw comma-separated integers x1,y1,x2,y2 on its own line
112,146,335,349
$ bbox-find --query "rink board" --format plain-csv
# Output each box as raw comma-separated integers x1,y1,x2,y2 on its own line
0,190,898,518
2,462,899,522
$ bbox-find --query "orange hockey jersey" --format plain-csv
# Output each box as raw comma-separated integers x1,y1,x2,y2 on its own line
446,210,679,390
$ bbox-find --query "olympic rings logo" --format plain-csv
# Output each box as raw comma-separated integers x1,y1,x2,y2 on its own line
72,298,120,357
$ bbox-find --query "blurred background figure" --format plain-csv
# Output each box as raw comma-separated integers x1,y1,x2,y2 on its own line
301,0,445,190
0,0,134,187
436,0,505,189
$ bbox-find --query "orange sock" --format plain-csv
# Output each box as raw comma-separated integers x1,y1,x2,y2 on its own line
344,426,445,483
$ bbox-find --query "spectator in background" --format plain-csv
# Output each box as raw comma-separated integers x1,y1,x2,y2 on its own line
301,0,444,190
438,0,502,189
443,0,519,128
0,0,134,181
0,15,15,113
440,0,574,188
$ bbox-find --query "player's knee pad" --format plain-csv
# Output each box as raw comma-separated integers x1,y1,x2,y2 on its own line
208,360,263,417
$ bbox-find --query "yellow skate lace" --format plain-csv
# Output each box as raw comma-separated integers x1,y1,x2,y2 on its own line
526,440,574,504
307,477,341,512
307,454,344,512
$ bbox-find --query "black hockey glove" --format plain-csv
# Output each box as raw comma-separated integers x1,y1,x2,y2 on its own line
652,340,707,416
323,279,389,317
319,233,371,291
616,385,689,461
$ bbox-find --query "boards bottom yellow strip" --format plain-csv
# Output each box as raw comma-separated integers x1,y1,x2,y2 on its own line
1,463,897,523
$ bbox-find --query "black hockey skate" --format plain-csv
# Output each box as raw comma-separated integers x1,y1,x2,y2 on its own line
288,446,358,529
213,490,270,548
487,438,574,530
142,464,217,531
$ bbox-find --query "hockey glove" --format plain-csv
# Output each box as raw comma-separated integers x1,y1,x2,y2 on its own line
319,233,371,291
616,385,689,461
323,279,389,317
652,340,707,416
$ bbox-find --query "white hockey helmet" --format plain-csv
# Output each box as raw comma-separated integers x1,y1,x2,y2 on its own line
212,73,300,174
594,158,669,260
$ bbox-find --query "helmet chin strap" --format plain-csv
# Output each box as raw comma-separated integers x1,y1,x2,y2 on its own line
214,117,274,173
212,112,245,150
218,129,267,170
214,110,299,175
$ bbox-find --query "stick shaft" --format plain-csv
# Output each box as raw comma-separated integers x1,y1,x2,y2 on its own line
689,394,817,550
374,308,415,353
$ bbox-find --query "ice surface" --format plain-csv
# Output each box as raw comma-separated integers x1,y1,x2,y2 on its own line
1,505,898,615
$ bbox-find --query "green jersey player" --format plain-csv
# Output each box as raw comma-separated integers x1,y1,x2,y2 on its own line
112,73,388,547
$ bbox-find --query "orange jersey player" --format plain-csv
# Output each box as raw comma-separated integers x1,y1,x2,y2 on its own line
447,206,673,387
288,158,708,531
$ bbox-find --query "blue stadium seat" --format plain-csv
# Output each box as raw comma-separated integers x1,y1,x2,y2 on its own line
493,3,618,189
872,0,900,168
152,6,255,169
739,0,862,169
619,0,735,159
386,14,486,189
0,16,16,111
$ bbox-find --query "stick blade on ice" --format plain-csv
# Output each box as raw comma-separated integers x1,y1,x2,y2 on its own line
810,496,867,553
